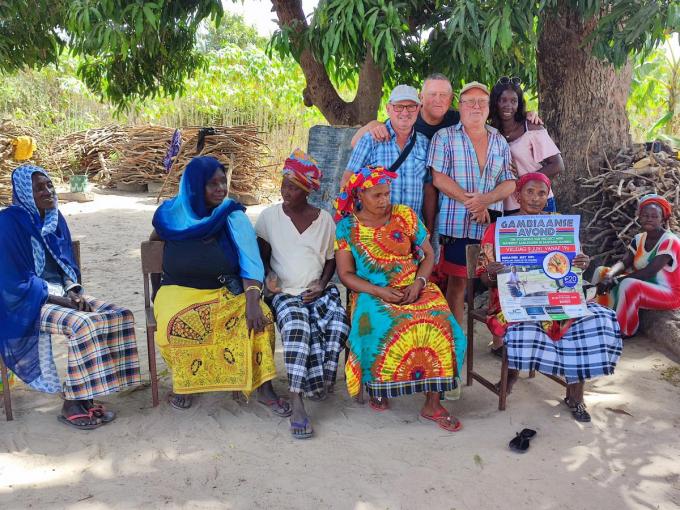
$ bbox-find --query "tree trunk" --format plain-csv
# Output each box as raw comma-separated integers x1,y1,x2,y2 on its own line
537,5,632,212
271,0,383,126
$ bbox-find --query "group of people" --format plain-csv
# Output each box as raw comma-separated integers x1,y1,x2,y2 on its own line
1,73,678,438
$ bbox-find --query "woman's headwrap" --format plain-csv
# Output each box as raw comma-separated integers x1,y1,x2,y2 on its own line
153,156,264,281
516,172,551,193
282,149,322,192
638,193,672,220
334,165,397,221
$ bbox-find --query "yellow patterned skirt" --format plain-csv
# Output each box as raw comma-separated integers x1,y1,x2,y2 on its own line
154,285,276,395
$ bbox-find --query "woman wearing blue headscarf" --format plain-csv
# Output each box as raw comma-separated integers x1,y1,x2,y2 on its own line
0,165,141,429
151,156,289,415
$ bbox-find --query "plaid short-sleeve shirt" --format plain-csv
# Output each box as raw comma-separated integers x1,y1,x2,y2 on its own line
427,123,514,240
346,120,431,219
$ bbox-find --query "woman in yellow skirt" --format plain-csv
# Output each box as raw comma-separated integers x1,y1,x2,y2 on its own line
151,156,290,415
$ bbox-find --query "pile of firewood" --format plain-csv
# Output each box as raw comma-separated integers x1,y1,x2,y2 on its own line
0,121,48,206
110,124,270,200
45,125,129,182
577,143,680,264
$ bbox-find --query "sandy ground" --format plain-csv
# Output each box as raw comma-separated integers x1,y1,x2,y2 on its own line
1,190,680,510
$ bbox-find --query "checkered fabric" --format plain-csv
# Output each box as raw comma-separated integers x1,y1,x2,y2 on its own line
38,297,141,400
427,123,514,240
346,120,431,219
272,285,349,396
505,303,622,384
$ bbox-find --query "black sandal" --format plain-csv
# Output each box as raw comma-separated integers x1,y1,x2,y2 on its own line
572,402,591,422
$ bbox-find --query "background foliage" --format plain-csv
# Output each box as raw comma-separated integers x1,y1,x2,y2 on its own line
0,13,325,168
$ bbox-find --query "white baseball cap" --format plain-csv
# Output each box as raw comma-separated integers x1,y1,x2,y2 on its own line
389,85,421,104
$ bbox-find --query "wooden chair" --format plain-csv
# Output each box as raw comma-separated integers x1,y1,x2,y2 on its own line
1,241,81,421
140,240,164,408
464,244,510,410
464,244,566,411
1,240,163,421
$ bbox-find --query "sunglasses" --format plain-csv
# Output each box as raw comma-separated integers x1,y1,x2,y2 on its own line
497,76,521,86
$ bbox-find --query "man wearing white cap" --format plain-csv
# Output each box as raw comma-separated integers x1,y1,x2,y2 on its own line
342,84,434,228
428,81,516,325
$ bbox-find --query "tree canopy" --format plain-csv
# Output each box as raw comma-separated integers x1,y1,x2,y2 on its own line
1,1,677,118
0,0,223,107
270,0,679,123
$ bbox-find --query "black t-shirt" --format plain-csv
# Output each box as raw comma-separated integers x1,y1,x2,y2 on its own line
414,109,460,140
161,238,241,292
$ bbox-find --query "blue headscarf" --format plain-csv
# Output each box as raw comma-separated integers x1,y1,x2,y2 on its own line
0,165,80,385
152,156,264,282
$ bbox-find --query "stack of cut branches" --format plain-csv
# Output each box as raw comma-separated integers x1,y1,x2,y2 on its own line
45,125,129,183
0,121,46,206
110,124,270,200
577,143,680,264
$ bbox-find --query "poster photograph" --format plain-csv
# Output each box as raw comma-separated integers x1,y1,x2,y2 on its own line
494,215,591,322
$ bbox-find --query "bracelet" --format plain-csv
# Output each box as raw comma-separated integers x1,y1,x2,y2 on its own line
416,276,427,287
245,285,262,295
487,271,497,282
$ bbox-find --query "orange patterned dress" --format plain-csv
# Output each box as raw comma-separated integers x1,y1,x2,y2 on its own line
335,204,466,398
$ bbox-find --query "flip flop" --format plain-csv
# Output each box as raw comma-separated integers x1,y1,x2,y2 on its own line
509,433,530,453
369,397,389,412
57,411,102,430
289,417,313,439
420,409,462,432
87,402,116,423
168,393,194,410
307,390,327,402
258,398,293,417
519,428,537,440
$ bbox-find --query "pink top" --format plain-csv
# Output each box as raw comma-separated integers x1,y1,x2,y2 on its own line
504,126,561,210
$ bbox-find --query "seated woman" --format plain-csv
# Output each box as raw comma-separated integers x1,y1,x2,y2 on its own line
477,173,622,422
256,149,349,439
334,166,466,432
593,194,680,338
489,77,564,213
151,156,289,416
0,165,141,429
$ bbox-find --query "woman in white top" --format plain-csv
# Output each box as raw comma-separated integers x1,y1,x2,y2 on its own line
256,150,349,440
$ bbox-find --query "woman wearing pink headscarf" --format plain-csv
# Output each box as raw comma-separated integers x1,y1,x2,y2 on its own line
476,173,622,422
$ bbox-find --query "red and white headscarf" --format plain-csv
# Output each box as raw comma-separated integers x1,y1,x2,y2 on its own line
639,193,672,220
282,149,322,193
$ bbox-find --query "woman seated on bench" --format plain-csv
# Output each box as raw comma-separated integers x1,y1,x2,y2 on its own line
0,165,141,429
593,194,680,338
476,173,622,422
150,156,289,417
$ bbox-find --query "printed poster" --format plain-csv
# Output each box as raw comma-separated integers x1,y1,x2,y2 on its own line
494,215,591,322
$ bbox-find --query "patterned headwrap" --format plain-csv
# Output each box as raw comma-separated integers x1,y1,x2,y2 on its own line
282,149,322,193
11,164,79,284
639,193,672,220
334,165,397,221
516,172,551,192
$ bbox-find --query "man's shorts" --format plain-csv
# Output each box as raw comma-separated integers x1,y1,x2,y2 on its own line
439,236,480,278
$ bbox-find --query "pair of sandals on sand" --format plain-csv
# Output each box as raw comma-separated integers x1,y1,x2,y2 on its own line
58,401,116,430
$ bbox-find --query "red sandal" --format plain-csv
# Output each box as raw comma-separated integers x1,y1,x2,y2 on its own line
57,410,102,430
420,408,462,432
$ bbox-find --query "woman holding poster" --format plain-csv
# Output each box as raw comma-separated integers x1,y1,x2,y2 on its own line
476,173,622,422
